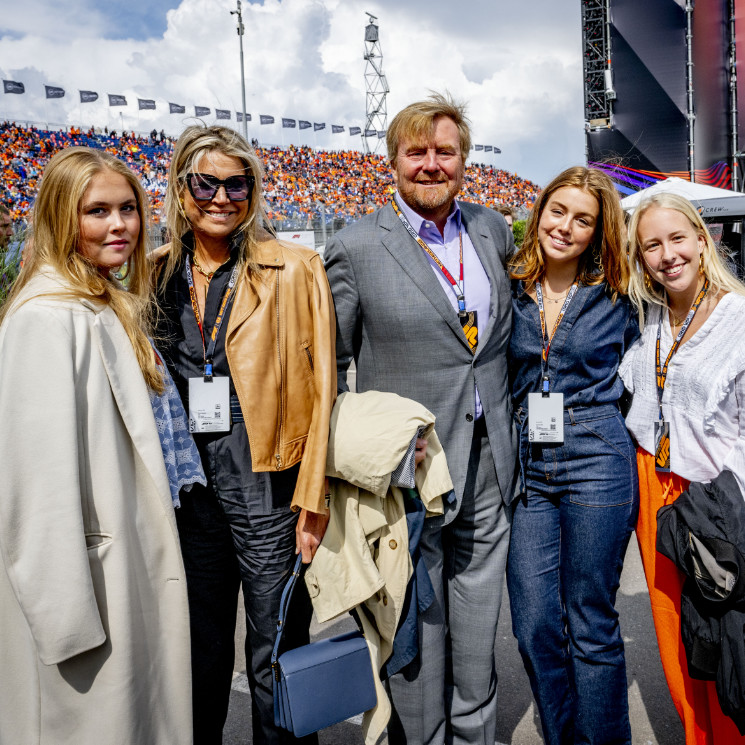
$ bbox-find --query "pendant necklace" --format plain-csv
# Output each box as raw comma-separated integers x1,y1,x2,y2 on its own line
192,254,217,283
543,290,569,304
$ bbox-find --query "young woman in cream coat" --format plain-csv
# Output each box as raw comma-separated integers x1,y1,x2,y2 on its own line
0,148,192,745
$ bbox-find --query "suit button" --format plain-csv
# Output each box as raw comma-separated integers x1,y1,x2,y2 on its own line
389,539,398,550
465,413,474,422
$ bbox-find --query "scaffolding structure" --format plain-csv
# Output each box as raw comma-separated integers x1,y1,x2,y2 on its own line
363,13,389,155
581,0,614,131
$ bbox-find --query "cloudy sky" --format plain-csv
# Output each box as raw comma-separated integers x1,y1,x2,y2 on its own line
0,0,586,186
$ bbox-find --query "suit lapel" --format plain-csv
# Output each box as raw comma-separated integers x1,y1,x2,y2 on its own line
380,204,472,351
87,302,173,512
461,204,505,354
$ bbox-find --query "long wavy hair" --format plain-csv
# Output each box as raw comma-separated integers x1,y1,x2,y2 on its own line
161,124,271,286
0,146,163,392
627,192,745,328
510,166,630,297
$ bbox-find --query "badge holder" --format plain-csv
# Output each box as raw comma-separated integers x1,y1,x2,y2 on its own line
528,375,564,443
188,359,231,433
654,420,671,473
459,304,478,353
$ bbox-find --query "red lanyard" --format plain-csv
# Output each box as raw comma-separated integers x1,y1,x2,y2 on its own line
655,278,709,418
185,257,239,377
391,198,467,317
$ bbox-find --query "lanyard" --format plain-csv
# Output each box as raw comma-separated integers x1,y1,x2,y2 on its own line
655,277,709,419
391,198,467,318
535,279,579,394
185,256,240,378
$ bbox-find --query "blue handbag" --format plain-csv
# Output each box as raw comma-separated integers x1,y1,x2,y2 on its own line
271,555,377,737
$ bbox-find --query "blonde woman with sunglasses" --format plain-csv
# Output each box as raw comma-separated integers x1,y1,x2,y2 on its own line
154,125,336,744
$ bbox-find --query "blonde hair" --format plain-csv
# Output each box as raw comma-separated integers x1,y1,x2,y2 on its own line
510,166,630,297
0,147,164,393
386,92,472,165
627,192,745,328
162,124,270,285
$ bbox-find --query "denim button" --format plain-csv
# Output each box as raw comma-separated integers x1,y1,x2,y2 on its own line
466,413,474,422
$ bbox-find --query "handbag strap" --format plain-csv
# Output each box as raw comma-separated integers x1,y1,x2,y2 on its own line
271,553,305,678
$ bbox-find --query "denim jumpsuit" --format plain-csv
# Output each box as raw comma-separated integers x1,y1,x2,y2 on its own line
507,281,640,745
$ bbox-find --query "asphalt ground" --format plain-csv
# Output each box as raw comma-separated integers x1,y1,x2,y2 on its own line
223,537,684,745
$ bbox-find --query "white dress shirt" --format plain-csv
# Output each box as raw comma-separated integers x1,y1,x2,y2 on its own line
393,192,491,417
619,292,745,497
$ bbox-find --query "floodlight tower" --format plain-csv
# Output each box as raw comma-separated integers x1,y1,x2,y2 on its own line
363,12,389,155
230,0,248,140
581,0,614,159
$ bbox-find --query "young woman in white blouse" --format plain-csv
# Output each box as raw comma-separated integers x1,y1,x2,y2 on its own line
621,192,745,744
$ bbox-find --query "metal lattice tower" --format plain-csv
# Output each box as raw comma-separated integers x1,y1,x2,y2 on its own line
363,13,389,155
581,0,614,130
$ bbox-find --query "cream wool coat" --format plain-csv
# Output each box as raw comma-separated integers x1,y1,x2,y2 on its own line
0,271,192,745
304,391,453,745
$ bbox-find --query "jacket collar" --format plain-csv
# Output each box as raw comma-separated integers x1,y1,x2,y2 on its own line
85,301,174,516
379,201,500,355
225,234,285,335
251,233,285,267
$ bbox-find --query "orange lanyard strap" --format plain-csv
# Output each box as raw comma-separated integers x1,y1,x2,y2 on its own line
655,277,709,418
185,257,239,377
535,281,579,363
534,280,579,396
391,198,466,317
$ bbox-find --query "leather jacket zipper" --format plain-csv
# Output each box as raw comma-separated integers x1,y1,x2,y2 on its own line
303,343,314,373
274,268,283,469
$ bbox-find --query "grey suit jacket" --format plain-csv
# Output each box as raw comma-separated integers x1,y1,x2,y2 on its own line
325,201,518,517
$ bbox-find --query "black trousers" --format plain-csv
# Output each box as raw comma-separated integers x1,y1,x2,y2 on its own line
176,477,316,745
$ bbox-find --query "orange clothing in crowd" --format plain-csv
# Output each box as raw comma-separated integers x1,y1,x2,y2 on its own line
636,448,745,745
0,122,540,228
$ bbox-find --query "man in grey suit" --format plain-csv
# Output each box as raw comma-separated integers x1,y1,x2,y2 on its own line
324,93,518,745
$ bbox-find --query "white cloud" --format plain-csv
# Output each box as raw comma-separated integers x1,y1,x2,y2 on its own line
0,0,587,185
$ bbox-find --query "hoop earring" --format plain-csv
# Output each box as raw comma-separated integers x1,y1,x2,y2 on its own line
594,250,603,269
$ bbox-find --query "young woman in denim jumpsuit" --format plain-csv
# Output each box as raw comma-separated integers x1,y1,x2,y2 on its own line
507,167,640,745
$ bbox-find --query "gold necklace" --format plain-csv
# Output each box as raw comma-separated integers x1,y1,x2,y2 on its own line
544,291,569,304
192,253,218,282
669,309,688,327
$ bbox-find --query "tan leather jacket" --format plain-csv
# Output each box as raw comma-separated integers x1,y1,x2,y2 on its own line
226,236,336,514
154,235,336,514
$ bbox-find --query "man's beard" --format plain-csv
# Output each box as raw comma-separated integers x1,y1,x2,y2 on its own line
398,176,461,215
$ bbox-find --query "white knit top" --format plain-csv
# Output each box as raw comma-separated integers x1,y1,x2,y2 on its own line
619,292,745,496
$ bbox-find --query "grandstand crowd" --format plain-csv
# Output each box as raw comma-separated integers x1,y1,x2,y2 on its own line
0,120,540,229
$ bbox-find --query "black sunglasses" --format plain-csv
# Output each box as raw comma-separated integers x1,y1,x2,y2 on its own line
185,172,255,202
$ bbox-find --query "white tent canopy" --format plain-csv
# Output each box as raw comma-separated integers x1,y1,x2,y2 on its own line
620,177,745,219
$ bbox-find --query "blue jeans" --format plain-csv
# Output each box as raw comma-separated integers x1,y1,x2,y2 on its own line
507,404,638,745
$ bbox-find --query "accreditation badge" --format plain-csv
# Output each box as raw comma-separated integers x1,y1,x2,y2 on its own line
654,420,671,473
528,392,564,443
461,310,478,352
188,376,231,433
